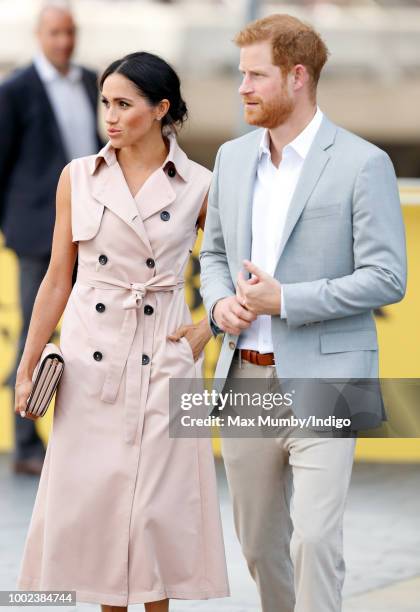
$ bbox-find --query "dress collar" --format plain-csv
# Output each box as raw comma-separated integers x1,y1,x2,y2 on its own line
90,131,190,182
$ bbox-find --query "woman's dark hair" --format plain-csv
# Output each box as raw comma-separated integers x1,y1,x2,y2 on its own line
99,52,188,132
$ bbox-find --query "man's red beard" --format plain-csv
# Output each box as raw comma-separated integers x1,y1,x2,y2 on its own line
243,91,294,129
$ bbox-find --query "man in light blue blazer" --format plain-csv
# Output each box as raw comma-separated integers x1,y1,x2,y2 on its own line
199,13,407,612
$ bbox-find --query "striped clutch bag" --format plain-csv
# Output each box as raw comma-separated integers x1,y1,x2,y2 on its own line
26,343,65,417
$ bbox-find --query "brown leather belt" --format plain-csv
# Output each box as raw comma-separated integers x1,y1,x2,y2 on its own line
238,349,275,366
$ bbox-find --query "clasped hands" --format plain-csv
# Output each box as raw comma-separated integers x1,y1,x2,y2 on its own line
213,260,281,336
167,260,281,355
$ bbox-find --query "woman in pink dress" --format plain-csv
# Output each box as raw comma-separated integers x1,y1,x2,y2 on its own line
14,52,229,612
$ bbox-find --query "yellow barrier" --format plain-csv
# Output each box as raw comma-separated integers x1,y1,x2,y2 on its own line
1,182,419,460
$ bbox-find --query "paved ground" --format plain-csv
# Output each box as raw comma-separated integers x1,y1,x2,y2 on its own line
1,453,419,611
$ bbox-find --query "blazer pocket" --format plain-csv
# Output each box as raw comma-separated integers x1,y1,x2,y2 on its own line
320,330,378,354
300,203,341,221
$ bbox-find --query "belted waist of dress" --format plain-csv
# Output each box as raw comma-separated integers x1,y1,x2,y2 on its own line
76,268,185,404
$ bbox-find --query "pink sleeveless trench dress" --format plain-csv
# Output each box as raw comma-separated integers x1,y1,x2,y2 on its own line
16,134,230,606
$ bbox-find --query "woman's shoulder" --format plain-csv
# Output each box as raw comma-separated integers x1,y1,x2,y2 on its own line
67,153,105,187
65,154,104,201
187,158,212,182
68,153,99,173
169,134,210,184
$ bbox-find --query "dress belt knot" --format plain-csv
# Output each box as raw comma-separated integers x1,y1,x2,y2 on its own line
123,283,148,309
76,268,185,404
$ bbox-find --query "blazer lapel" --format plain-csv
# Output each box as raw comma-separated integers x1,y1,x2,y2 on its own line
274,117,337,270
236,130,261,274
81,68,103,150
81,68,98,116
28,65,67,162
91,157,153,253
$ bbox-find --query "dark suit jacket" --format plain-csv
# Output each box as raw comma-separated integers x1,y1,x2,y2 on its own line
0,64,103,256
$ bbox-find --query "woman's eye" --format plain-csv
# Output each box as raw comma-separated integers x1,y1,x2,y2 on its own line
100,99,129,108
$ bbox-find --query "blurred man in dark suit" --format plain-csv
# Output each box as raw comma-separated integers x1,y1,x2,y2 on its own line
0,1,102,475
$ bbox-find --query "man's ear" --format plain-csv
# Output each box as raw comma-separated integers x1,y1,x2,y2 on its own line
292,64,309,90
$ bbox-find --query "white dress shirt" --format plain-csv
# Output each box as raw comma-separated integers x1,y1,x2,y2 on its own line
33,51,97,161
237,107,324,353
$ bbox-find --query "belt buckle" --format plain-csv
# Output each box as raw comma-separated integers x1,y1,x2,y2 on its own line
258,351,275,366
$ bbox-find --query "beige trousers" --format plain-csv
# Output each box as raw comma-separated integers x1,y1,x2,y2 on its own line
221,354,356,612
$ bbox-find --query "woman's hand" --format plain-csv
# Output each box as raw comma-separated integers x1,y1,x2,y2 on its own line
167,318,212,362
14,378,38,420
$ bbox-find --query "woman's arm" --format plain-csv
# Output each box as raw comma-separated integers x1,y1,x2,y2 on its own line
15,164,77,417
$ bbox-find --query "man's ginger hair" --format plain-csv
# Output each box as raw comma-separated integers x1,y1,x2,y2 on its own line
234,14,329,98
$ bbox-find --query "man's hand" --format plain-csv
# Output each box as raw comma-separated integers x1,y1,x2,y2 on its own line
236,260,281,316
213,295,256,336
